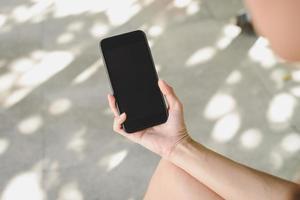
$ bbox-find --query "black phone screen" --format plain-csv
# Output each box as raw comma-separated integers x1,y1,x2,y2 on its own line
101,30,167,133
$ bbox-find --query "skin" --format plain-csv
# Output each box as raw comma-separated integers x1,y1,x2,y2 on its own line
108,80,300,200
144,159,223,200
244,0,300,61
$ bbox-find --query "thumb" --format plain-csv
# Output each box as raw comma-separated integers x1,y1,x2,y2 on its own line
158,79,181,109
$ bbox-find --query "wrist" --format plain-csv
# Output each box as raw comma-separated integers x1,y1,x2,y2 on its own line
167,135,193,161
168,136,207,163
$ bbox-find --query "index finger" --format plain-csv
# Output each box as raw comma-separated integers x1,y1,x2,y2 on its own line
107,94,119,117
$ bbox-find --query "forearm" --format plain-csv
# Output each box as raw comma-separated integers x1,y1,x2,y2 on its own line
169,138,300,200
244,0,300,61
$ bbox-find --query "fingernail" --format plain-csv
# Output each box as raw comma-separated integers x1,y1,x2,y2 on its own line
120,113,126,117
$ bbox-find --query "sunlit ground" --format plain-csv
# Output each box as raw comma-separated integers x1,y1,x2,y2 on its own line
1,0,300,199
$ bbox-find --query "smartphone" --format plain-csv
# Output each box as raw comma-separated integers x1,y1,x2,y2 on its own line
100,30,168,133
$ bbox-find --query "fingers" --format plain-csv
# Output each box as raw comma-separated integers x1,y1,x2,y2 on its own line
107,94,127,134
112,113,140,143
158,79,182,110
113,113,127,134
107,95,139,142
107,94,119,117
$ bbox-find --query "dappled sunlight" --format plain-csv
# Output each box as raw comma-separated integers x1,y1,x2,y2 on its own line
186,1,200,15
0,138,10,155
0,58,34,105
11,1,52,24
12,5,33,23
186,46,216,67
216,24,241,50
90,22,109,38
17,51,74,87
280,133,300,153
0,12,11,33
270,68,289,90
26,0,52,23
173,0,193,8
211,112,241,143
9,57,35,73
67,127,87,159
17,114,43,135
269,151,284,171
53,0,105,17
1,170,44,200
53,0,149,17
267,93,297,128
204,93,236,120
291,70,300,82
290,86,300,97
49,98,72,115
222,24,241,38
67,21,84,32
72,61,101,85
248,37,277,69
239,129,263,149
98,149,128,172
30,50,47,61
57,181,83,200
148,25,164,37
0,72,17,93
57,32,75,44
225,70,242,85
105,0,142,26
0,14,7,28
1,51,74,108
2,87,32,108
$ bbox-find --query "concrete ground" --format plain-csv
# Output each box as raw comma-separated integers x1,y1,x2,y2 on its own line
1,0,300,199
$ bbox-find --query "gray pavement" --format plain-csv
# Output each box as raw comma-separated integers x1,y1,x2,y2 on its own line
0,0,300,199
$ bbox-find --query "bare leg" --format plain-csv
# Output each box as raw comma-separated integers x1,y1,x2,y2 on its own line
144,159,223,200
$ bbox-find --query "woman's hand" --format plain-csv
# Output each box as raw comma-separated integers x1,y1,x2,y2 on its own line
107,80,191,158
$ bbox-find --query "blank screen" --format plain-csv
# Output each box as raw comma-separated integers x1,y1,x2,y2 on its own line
104,40,165,122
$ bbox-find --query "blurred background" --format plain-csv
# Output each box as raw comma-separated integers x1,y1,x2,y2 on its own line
1,0,300,199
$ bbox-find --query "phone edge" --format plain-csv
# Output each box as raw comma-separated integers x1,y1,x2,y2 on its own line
99,40,126,132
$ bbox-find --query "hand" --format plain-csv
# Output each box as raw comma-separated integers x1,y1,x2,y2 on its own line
107,80,191,158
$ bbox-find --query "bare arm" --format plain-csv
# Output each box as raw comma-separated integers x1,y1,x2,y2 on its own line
108,80,300,200
244,0,300,61
170,138,300,200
